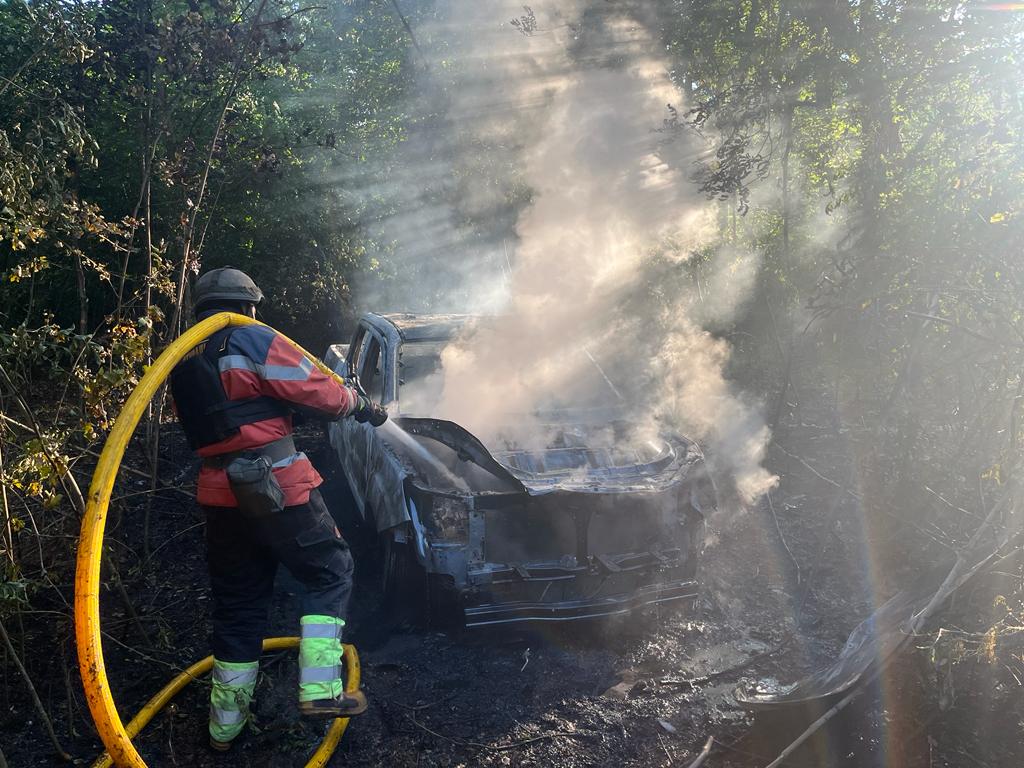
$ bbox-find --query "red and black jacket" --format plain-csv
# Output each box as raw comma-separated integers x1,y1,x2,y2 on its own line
171,324,360,508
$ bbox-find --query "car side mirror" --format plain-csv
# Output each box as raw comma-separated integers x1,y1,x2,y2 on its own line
325,343,350,378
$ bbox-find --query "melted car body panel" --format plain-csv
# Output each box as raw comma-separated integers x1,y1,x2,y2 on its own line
326,313,714,626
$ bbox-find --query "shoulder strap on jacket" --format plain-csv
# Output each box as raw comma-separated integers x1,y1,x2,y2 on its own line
202,326,237,363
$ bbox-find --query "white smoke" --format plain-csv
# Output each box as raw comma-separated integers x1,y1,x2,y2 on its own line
361,1,777,503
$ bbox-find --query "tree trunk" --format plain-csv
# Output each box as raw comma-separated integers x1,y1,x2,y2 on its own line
745,0,759,39
0,432,14,568
142,0,154,321
115,0,159,316
74,250,88,334
780,103,794,255
167,0,271,340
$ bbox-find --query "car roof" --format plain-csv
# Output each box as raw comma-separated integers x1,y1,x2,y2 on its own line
374,313,475,342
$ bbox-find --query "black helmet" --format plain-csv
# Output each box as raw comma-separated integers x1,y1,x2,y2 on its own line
193,267,263,313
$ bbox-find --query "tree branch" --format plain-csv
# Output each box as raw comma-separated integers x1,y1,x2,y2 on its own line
0,616,72,761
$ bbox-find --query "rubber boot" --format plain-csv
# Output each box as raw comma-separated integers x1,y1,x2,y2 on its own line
296,615,367,718
208,659,258,751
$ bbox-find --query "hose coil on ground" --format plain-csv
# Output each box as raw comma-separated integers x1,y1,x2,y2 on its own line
75,312,360,767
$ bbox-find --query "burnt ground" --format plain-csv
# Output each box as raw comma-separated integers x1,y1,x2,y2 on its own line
5,389,1024,766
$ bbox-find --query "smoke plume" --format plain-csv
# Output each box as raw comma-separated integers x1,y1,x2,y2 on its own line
359,0,777,503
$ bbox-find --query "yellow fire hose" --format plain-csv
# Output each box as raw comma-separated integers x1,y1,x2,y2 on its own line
91,641,359,768
76,312,362,767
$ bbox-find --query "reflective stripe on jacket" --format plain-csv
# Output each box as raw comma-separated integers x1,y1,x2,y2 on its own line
194,324,359,507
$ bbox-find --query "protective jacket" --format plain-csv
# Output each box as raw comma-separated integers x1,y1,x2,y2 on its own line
176,323,360,507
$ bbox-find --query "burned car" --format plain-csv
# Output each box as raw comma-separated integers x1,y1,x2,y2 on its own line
325,313,714,628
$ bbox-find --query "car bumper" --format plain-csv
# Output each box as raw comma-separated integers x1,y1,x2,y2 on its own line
462,578,699,627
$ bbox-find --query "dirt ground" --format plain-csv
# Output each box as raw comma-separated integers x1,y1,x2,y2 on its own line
5,391,1024,766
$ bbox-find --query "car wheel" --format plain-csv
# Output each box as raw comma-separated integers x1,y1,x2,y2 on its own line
308,440,369,545
380,529,430,625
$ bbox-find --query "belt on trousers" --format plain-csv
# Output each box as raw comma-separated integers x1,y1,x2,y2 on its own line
201,436,297,470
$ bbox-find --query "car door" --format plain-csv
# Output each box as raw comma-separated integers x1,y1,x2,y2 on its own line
335,325,372,513
341,322,389,514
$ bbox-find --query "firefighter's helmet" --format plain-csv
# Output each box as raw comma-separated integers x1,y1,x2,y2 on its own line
193,267,263,314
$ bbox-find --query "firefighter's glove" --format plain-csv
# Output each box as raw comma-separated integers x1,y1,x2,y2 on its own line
353,396,388,427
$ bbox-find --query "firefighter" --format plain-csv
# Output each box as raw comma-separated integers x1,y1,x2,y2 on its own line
168,267,387,751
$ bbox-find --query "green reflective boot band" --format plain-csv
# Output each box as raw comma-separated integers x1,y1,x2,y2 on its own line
209,659,258,743
299,615,345,702
300,615,345,630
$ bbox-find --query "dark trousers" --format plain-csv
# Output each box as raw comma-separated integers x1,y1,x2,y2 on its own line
204,489,355,662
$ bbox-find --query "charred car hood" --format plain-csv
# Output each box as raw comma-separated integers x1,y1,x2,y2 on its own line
395,416,704,495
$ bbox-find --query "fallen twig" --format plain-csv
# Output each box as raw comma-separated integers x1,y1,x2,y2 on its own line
772,444,860,500
758,484,1018,768
112,487,185,501
166,703,180,767
903,311,1014,347
908,496,1009,635
762,688,861,768
482,731,592,752
392,692,457,711
767,491,801,585
142,420,162,558
0,365,85,514
716,737,771,761
772,443,957,551
140,521,205,567
0,413,194,499
98,628,200,680
658,732,674,765
686,736,714,768
407,713,464,745
0,616,72,761
107,557,154,649
407,712,592,752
